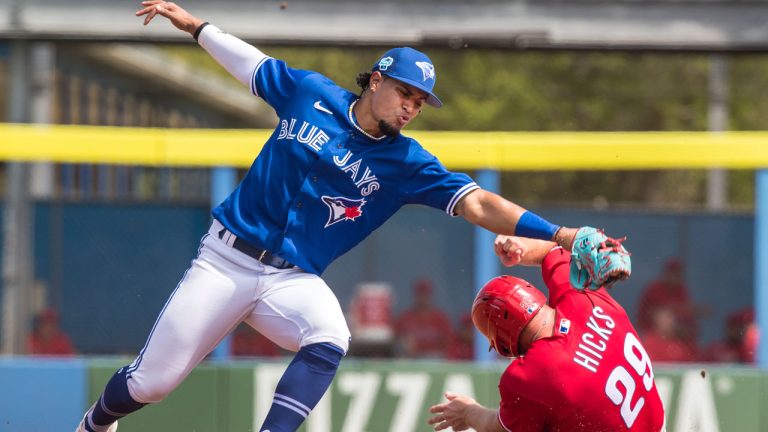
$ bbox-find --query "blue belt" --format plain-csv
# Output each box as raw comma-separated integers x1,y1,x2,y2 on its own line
217,227,295,270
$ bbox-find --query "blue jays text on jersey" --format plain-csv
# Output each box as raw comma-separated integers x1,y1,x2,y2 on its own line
277,119,380,197
213,57,479,275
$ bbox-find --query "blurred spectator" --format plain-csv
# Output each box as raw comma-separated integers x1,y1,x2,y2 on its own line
446,313,474,361
26,308,76,356
231,323,282,357
637,258,708,345
348,282,395,358
702,308,757,363
743,320,759,364
641,306,697,362
394,278,453,359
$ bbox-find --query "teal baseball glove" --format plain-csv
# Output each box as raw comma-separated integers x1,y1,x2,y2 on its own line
570,227,631,290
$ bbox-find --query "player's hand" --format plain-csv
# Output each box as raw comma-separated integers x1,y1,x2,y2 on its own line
427,392,474,431
494,235,524,267
135,1,204,35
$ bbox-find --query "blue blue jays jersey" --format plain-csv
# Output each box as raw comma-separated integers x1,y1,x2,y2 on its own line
212,57,479,275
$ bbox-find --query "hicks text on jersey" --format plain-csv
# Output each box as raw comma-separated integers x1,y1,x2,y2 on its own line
573,306,616,373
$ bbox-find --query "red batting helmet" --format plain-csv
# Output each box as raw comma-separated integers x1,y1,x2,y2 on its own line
471,275,547,358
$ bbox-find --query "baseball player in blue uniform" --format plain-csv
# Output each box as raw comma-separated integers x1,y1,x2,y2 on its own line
77,2,629,431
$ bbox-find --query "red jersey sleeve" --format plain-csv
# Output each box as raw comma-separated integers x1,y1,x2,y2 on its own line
498,372,549,431
541,247,573,306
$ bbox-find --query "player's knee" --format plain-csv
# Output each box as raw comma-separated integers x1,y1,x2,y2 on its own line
306,320,351,354
127,370,184,404
297,342,344,374
102,367,146,412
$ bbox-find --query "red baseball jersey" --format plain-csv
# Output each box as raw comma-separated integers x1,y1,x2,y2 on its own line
497,248,665,432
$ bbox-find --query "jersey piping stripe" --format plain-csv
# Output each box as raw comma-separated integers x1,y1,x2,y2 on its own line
347,101,385,141
126,232,210,376
250,57,272,97
274,393,312,414
445,182,480,216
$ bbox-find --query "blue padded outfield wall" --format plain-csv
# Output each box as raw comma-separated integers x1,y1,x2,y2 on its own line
9,202,754,354
0,358,88,431
32,202,211,354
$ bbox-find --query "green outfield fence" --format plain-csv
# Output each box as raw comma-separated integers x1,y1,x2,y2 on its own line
0,357,764,432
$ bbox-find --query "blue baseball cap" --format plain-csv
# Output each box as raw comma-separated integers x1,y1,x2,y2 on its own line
372,47,442,108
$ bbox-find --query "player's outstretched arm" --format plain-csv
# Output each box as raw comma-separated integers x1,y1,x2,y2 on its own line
427,392,505,432
457,190,632,288
135,1,267,89
494,235,557,267
455,189,578,251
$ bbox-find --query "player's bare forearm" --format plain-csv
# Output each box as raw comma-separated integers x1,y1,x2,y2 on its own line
495,235,558,267
455,190,526,235
456,190,577,251
427,393,505,432
136,1,204,35
463,405,506,432
553,226,577,251
137,0,268,88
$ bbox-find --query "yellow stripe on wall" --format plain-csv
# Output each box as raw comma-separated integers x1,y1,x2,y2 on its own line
1,123,766,170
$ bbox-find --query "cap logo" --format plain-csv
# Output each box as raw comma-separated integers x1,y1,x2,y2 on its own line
415,61,435,81
378,56,394,71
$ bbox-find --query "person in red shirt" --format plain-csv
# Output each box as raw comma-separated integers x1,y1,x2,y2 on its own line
702,308,757,363
231,323,282,358
637,258,703,345
446,313,475,361
394,278,454,359
428,236,665,432
27,308,76,356
641,306,697,362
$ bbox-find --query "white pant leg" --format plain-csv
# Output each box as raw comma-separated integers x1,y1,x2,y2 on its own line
126,230,265,403
246,268,351,354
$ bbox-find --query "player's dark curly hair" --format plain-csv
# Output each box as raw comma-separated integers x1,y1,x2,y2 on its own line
356,72,373,93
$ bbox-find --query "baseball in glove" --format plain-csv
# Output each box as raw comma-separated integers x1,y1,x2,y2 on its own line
569,227,631,290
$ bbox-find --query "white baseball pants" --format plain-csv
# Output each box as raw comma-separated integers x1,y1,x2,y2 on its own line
124,220,351,403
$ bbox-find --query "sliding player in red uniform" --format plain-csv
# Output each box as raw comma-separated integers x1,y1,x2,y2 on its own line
428,236,665,432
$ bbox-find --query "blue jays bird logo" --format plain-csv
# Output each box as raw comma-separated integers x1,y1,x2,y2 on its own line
415,61,435,81
322,196,366,227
